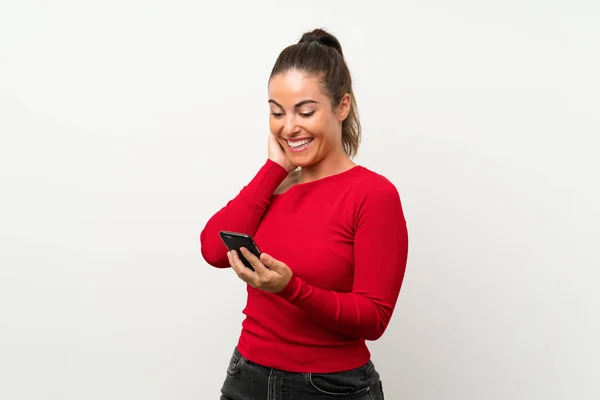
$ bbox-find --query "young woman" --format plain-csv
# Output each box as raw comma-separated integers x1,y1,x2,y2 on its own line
200,28,409,400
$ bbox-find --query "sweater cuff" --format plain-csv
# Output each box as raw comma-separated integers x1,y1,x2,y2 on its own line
245,159,289,204
275,275,303,301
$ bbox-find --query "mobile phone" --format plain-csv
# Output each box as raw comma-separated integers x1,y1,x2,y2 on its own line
219,230,262,271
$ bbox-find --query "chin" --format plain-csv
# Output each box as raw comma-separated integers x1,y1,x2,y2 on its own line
291,159,313,168
289,152,319,168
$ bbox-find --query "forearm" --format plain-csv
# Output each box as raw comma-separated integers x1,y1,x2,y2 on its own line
276,276,396,340
200,160,288,268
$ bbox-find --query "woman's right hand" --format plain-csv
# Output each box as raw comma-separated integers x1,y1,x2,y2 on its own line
268,134,296,172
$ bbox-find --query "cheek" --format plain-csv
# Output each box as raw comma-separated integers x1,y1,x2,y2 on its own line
309,115,337,143
269,118,281,134
304,115,329,136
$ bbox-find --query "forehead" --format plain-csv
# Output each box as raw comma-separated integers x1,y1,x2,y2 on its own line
268,69,327,104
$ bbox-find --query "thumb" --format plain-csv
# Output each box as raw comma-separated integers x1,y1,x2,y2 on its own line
260,253,285,272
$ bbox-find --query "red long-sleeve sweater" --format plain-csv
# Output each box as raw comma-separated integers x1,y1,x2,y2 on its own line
200,159,408,373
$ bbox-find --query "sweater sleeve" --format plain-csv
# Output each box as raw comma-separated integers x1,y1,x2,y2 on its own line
275,180,409,340
200,159,289,268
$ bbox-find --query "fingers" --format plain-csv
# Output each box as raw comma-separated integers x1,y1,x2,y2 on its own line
260,253,284,273
229,248,270,287
228,249,291,293
227,250,240,274
239,248,269,274
228,250,254,284
227,247,292,293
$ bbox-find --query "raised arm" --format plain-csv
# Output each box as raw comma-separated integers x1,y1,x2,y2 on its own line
200,159,289,268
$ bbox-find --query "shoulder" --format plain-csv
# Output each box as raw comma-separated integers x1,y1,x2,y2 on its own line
347,166,404,214
352,166,401,199
345,166,407,231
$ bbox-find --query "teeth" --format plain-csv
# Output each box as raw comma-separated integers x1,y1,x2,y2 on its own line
287,139,312,148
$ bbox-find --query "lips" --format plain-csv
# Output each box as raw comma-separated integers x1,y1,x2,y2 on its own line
286,138,314,152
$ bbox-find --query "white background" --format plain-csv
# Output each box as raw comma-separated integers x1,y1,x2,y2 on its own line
1,1,598,399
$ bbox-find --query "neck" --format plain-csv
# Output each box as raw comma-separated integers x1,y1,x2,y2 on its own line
300,147,356,183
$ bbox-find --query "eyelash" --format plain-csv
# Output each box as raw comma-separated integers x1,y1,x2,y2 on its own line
270,111,315,118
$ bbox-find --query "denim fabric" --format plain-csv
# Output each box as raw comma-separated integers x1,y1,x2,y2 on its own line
220,347,385,400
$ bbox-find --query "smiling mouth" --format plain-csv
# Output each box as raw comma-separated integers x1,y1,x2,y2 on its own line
286,138,314,152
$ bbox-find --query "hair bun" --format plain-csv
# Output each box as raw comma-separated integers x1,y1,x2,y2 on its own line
299,28,344,56
302,35,321,44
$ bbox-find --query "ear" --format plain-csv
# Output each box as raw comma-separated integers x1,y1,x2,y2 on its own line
337,93,351,122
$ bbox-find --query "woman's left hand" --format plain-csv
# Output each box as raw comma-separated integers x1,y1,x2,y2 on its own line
227,248,293,293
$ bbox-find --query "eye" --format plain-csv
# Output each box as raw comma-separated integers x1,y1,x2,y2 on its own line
299,110,316,118
270,112,284,118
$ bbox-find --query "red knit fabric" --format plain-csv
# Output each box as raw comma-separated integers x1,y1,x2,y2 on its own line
200,159,408,373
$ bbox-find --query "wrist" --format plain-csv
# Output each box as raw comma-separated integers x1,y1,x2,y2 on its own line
268,158,295,173
275,275,302,300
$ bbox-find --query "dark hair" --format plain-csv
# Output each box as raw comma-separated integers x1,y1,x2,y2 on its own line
269,28,361,158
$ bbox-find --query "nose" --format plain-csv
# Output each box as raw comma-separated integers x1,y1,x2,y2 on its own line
282,115,299,137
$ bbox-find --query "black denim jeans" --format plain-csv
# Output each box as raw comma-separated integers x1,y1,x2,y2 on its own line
220,347,385,400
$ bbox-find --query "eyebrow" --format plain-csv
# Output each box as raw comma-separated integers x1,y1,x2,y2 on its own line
268,99,319,108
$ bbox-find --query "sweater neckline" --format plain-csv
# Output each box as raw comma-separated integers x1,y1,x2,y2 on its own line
272,165,365,197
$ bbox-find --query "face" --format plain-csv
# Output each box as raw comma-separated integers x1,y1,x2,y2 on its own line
268,69,350,167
